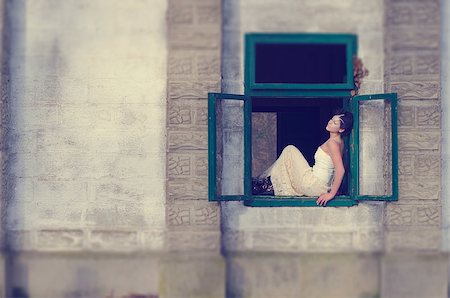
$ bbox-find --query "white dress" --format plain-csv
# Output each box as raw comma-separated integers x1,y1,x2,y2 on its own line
259,145,335,196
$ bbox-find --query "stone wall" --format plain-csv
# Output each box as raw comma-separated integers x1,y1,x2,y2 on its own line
222,0,386,253
384,0,442,251
166,0,222,252
2,0,167,252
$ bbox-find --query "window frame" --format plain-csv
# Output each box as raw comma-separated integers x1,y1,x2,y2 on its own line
208,33,398,207
245,33,357,91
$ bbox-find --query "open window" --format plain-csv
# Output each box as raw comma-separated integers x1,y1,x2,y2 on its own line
208,33,398,207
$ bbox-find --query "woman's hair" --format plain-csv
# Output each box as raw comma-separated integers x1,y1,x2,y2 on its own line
333,108,353,136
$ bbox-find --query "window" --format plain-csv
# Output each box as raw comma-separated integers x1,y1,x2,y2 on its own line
209,33,398,207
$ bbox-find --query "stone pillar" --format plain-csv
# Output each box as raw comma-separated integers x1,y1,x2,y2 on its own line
441,0,450,251
382,0,446,296
164,0,225,296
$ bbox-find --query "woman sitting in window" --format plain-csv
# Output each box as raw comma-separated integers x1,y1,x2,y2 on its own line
252,109,353,206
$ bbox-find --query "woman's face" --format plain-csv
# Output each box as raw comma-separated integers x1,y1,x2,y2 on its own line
326,114,344,133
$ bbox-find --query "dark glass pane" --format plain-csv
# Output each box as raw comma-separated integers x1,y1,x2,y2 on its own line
255,43,347,84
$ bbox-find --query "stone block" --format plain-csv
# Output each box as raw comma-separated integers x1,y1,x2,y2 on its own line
384,204,414,226
387,3,413,26
167,204,191,226
398,180,440,200
385,228,441,251
197,54,220,78
416,206,440,226
167,178,208,201
389,55,413,75
36,230,84,250
195,4,220,24
167,231,220,252
93,180,145,203
168,81,220,100
348,203,384,227
414,154,440,177
389,81,439,100
168,154,191,176
416,54,440,75
167,202,219,228
90,231,139,251
416,105,440,127
398,155,413,177
168,104,192,125
194,155,207,177
381,253,447,298
85,202,147,228
251,230,304,251
169,54,194,78
168,4,194,24
194,105,208,126
168,26,220,50
398,105,414,127
168,131,207,150
306,232,354,251
398,131,439,151
389,28,439,51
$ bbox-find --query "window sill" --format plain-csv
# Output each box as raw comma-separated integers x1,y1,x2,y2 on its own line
243,195,357,207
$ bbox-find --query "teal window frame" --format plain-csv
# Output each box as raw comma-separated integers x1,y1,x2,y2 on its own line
245,33,357,91
208,33,398,207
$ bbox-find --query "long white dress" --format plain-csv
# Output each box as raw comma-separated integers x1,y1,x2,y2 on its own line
259,145,335,196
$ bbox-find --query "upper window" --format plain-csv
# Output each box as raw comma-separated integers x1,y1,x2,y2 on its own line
246,33,357,90
209,33,398,207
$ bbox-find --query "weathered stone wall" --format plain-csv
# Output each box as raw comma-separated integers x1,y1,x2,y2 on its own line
3,0,167,252
222,0,386,253
384,0,442,250
166,0,222,252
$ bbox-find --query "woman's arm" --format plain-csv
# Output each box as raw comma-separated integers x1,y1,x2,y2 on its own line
316,141,345,206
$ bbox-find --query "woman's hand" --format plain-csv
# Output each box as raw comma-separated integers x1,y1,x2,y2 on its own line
316,192,334,206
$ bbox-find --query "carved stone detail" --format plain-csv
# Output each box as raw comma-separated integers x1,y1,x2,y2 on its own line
398,155,413,177
194,156,207,177
398,131,439,151
416,54,440,75
416,106,440,127
169,105,192,125
390,56,413,75
399,180,439,200
398,105,414,127
168,131,207,150
36,230,84,250
389,82,439,100
385,205,414,225
168,205,191,226
416,206,440,226
194,205,218,225
168,155,191,176
415,154,440,177
168,81,220,100
167,179,208,201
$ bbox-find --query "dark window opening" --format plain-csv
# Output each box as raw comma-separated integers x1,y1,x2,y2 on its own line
255,43,347,84
252,97,349,195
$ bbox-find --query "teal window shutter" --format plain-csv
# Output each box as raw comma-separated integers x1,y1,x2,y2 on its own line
208,93,250,201
350,93,399,201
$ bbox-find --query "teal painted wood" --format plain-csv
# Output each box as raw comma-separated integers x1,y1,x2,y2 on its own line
208,92,247,201
244,196,358,207
245,33,357,91
247,90,353,97
350,93,399,201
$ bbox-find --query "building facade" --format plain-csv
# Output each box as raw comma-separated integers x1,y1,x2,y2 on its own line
0,0,447,297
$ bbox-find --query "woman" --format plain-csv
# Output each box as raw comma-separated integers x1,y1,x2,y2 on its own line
252,109,353,207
